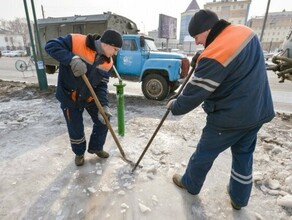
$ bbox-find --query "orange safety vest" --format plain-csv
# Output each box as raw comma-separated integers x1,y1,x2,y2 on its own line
71,34,113,71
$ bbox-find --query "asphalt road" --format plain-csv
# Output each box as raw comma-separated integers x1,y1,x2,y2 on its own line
0,56,291,113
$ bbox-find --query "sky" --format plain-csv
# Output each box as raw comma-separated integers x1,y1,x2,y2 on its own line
1,0,292,33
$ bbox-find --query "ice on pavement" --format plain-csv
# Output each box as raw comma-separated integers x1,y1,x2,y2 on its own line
0,81,291,220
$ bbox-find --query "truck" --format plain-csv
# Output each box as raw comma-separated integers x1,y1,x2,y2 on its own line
36,12,190,101
116,34,189,100
37,12,139,74
267,27,292,83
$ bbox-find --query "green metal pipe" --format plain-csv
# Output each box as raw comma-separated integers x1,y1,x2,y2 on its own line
114,80,126,136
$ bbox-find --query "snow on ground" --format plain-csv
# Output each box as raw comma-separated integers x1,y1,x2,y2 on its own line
0,80,291,220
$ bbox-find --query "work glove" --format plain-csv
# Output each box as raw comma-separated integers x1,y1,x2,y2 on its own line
70,56,87,77
98,106,112,125
190,50,202,68
166,99,176,110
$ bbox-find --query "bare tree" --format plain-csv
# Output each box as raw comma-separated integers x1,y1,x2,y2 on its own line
0,18,29,47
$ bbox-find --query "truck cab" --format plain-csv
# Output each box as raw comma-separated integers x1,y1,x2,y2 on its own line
115,35,190,100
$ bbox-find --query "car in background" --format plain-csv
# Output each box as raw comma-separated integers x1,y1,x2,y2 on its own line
13,50,26,57
1,50,13,57
1,50,26,57
263,50,274,61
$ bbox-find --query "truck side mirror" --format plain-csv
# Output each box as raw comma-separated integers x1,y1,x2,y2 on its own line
140,36,145,47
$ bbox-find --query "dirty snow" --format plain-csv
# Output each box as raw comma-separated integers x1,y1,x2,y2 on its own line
0,80,291,220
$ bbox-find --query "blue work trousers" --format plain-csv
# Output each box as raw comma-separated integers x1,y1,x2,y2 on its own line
181,124,262,207
61,103,108,156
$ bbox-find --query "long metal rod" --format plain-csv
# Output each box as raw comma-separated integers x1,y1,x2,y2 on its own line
81,74,134,165
132,65,196,172
112,65,122,82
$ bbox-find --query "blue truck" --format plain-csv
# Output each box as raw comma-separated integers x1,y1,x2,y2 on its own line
115,35,190,100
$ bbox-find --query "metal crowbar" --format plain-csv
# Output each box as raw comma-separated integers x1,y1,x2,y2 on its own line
132,65,196,172
81,74,135,166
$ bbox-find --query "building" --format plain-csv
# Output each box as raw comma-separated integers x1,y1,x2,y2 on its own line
204,0,251,25
147,0,201,53
0,28,25,51
247,10,292,52
148,29,179,51
179,0,201,44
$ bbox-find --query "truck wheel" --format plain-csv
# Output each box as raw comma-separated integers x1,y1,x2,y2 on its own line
142,74,170,101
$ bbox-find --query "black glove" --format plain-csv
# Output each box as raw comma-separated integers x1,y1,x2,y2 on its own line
70,56,87,77
190,50,202,68
98,106,112,124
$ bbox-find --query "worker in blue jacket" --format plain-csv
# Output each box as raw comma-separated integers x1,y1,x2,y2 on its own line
167,10,275,210
45,29,122,166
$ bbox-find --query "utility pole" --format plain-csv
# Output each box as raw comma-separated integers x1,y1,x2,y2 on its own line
23,0,48,90
260,0,271,43
41,5,45,19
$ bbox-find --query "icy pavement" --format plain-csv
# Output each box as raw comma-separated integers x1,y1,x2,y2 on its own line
0,81,291,220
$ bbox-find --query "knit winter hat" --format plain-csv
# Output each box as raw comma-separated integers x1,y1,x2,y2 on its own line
100,29,123,48
188,9,219,36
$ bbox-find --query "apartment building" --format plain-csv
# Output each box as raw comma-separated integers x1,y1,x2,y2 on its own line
204,0,251,25
0,28,25,51
247,11,292,52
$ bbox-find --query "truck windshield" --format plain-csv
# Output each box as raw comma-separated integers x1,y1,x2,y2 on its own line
144,38,158,51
